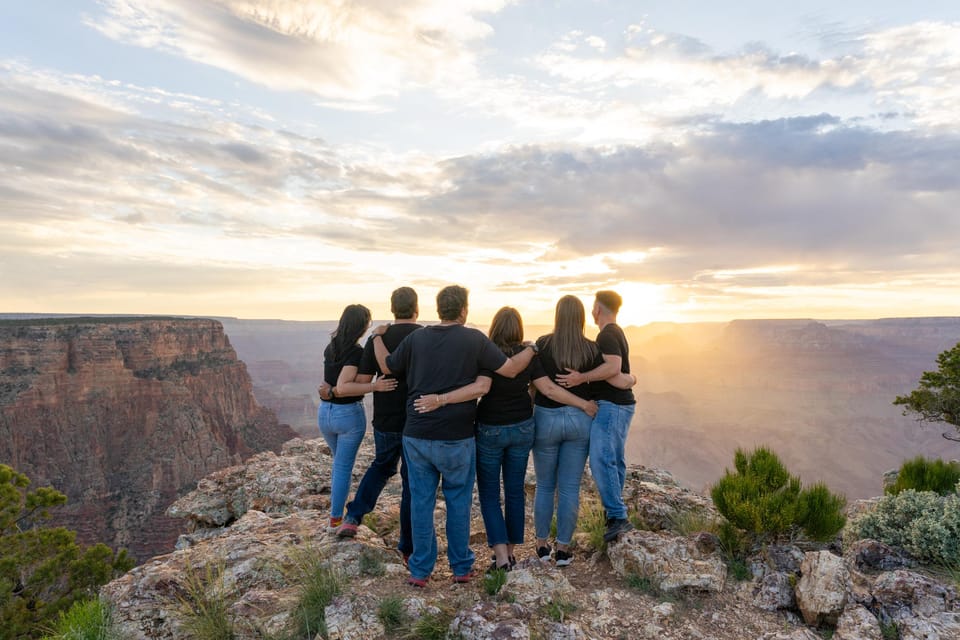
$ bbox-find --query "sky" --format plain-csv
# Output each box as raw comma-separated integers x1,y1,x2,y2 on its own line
1,1,959,327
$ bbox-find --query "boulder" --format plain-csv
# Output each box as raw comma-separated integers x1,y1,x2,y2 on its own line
834,604,882,640
795,551,850,626
846,539,915,572
753,571,796,611
608,530,727,592
450,602,531,640
871,570,956,619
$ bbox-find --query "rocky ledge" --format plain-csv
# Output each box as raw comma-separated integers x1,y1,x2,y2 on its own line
101,438,960,639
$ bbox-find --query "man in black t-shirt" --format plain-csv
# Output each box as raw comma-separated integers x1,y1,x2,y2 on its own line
373,285,535,586
556,290,637,543
328,287,421,561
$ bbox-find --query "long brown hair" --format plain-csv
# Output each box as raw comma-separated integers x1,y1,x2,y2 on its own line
548,295,595,371
488,307,523,354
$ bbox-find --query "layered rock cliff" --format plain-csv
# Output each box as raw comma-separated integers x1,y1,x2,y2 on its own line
0,317,296,561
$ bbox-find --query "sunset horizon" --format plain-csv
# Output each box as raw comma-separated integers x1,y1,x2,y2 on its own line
2,3,958,326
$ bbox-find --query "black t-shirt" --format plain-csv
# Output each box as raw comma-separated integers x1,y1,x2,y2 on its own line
476,343,533,426
530,335,604,408
323,342,364,405
386,323,508,441
590,323,636,405
358,322,422,432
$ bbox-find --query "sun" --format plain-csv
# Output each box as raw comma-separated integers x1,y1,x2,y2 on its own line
606,281,671,327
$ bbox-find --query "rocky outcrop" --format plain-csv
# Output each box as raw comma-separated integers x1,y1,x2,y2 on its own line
0,317,295,560
99,442,960,640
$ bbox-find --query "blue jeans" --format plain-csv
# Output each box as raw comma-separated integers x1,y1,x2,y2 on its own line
318,401,367,520
589,401,636,520
344,430,412,555
476,419,535,547
402,435,476,579
532,406,591,545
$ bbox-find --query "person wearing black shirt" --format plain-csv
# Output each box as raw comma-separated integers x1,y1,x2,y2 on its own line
556,290,638,543
331,287,421,564
374,285,535,586
318,304,397,530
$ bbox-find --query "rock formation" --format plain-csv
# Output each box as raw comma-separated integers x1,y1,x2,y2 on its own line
100,437,960,639
0,317,296,560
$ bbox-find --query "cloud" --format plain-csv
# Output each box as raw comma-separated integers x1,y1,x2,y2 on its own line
87,0,508,100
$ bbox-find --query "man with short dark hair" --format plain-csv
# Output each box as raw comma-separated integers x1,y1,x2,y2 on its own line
326,287,421,563
373,285,535,586
556,290,637,542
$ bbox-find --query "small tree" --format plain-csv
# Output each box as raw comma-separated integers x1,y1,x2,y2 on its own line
0,465,133,639
710,446,846,544
894,342,960,442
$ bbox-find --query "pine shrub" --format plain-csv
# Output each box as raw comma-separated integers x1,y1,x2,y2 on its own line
886,456,960,496
710,447,846,542
846,490,960,566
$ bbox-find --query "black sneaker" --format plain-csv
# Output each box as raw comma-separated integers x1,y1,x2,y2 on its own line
603,518,635,542
537,545,552,561
554,549,573,566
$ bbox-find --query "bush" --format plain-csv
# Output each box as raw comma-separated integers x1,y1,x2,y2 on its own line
846,490,960,566
0,465,133,640
710,447,846,542
175,561,234,640
285,547,343,639
40,599,119,640
887,456,960,496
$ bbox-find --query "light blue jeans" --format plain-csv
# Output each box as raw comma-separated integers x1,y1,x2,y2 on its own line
589,401,636,520
532,405,591,545
318,401,367,521
403,435,476,580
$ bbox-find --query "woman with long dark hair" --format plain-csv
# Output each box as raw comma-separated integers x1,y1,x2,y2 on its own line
531,295,633,566
319,304,396,529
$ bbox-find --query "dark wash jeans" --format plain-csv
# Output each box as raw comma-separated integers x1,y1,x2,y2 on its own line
344,429,412,556
476,418,535,547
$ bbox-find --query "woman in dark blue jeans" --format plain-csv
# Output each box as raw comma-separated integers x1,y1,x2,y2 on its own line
476,307,597,572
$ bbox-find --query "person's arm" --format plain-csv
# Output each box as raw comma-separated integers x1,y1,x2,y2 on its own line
372,324,392,374
332,372,397,398
413,376,492,413
556,354,622,388
493,344,536,379
532,376,598,418
608,372,637,389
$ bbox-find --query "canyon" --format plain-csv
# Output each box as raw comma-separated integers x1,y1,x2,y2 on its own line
0,317,296,561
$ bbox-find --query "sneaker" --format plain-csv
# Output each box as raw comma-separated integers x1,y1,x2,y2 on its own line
452,570,478,584
554,549,573,567
327,516,343,532
536,545,552,561
407,575,428,588
603,518,635,543
336,520,358,538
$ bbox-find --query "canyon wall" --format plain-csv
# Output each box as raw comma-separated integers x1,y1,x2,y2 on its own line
0,317,296,561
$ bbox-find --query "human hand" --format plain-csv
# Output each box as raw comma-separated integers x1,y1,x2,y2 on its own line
374,377,398,392
556,368,585,388
413,393,445,413
372,323,390,337
318,384,332,400
582,400,598,418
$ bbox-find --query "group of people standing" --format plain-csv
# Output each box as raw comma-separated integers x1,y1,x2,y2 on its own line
316,285,636,587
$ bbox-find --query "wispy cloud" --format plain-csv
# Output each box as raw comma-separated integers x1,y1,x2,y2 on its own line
87,0,508,99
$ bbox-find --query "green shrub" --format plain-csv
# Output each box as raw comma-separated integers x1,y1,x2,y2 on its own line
286,547,344,639
40,599,119,640
887,457,960,496
175,561,235,640
577,499,607,552
846,490,960,566
710,447,846,542
406,608,453,640
359,547,386,577
376,595,408,635
482,568,508,596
